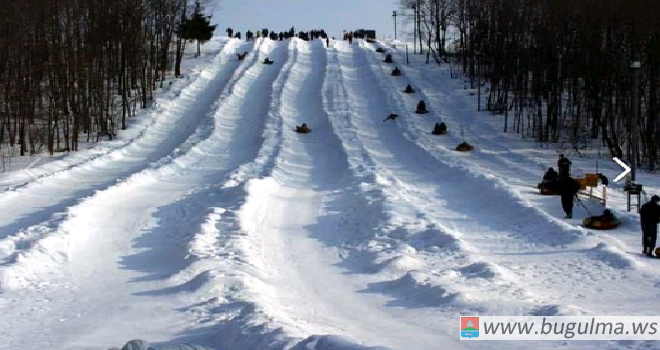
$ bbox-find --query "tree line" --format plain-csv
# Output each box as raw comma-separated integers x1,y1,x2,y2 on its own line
399,0,660,170
0,0,215,156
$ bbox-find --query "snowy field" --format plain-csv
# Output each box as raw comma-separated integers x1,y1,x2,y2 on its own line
0,36,659,350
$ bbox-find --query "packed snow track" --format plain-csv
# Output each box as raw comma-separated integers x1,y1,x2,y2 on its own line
1,37,660,350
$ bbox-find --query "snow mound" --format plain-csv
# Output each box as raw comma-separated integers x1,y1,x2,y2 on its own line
458,261,504,280
291,335,392,350
363,270,461,307
109,339,217,350
407,227,461,252
373,254,425,275
587,243,639,270
527,304,590,316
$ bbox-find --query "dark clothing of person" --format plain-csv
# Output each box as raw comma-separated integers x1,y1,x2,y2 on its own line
643,224,657,256
541,168,559,192
640,200,660,255
416,100,427,112
640,200,660,225
296,123,311,133
600,210,615,221
561,196,574,218
433,122,447,134
558,176,580,218
558,156,571,177
543,168,559,182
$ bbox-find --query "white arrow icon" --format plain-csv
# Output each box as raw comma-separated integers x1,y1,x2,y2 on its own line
613,157,631,183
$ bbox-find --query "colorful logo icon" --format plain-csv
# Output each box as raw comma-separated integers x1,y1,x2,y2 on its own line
461,317,479,338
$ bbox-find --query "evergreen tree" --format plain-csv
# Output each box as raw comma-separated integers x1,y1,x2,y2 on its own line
179,1,217,57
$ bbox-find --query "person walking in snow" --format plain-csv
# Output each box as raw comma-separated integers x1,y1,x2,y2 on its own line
557,154,571,178
558,176,580,218
640,195,660,256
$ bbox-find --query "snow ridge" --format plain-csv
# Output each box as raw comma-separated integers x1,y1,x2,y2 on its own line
2,37,660,350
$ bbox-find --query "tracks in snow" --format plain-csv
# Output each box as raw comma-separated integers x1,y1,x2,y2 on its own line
360,41,659,317
231,38,450,350
0,38,255,268
3,36,654,350
0,38,295,350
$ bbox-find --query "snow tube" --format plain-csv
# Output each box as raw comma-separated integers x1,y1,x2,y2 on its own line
583,216,621,230
537,182,560,195
455,142,474,152
295,128,311,134
432,129,447,135
538,186,560,195
391,69,401,76
415,109,429,114
376,47,386,53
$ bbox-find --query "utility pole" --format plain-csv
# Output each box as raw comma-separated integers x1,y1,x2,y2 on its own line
416,0,422,55
631,60,641,181
477,53,481,111
406,44,409,64
392,11,397,40
412,4,417,54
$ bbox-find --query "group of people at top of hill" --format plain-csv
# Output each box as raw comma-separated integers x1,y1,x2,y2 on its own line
226,26,329,43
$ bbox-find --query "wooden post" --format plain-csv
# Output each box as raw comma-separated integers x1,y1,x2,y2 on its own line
406,45,409,64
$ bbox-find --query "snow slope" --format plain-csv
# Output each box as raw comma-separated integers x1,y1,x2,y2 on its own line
1,36,660,350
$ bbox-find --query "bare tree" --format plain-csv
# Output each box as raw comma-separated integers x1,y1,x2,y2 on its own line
0,0,203,157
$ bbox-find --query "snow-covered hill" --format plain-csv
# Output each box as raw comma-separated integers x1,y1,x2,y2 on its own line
0,36,659,350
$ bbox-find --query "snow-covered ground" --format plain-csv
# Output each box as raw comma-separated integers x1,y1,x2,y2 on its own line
0,36,659,350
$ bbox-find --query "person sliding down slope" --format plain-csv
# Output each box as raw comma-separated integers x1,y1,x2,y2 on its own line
415,100,428,114
432,122,447,135
295,123,311,133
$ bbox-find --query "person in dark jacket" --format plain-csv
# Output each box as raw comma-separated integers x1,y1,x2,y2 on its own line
415,100,428,113
543,167,559,182
640,195,660,256
295,123,311,133
432,122,447,135
557,154,571,178
558,176,580,218
540,167,559,192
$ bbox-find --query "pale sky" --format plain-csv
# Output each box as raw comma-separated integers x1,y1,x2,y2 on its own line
210,0,410,41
